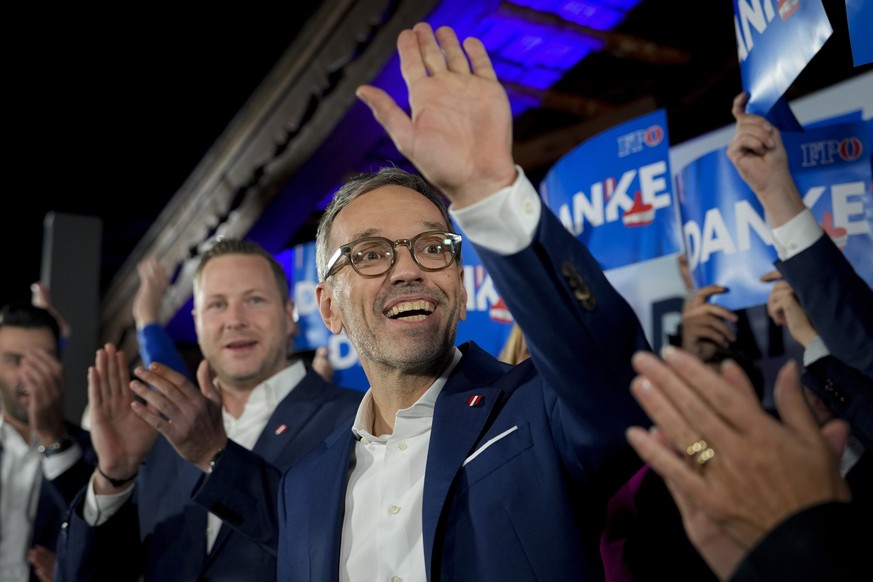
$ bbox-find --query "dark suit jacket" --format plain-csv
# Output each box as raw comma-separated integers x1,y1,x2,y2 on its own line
730,501,869,582
55,369,362,582
23,422,94,582
776,233,873,378
278,207,652,581
803,355,873,450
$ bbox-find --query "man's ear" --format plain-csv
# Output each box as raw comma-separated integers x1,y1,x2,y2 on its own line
285,299,300,337
316,281,344,335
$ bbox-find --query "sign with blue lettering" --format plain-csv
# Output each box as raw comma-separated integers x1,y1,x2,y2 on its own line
540,109,681,271
676,118,873,310
732,0,832,122
289,237,514,392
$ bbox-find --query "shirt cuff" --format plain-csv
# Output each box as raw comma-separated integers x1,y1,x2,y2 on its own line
449,165,541,255
84,472,135,526
771,209,824,260
803,335,830,367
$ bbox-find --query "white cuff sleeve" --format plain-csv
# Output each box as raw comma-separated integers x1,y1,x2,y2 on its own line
449,166,541,255
771,209,824,260
803,335,830,367
84,472,135,526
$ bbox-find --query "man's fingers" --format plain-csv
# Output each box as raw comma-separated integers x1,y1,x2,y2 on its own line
731,92,748,120
820,418,851,465
759,269,783,283
690,284,729,305
719,359,761,402
416,22,448,76
130,367,188,418
435,25,470,74
356,84,413,156
629,375,701,450
659,347,762,435
626,426,708,500
464,36,497,80
130,395,174,435
772,361,825,436
87,365,103,409
197,360,222,404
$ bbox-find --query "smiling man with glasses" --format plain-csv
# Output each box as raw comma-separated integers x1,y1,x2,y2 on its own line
277,23,652,582
324,230,463,279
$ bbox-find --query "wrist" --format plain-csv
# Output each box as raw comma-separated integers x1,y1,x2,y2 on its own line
206,447,225,474
134,318,159,331
96,466,138,488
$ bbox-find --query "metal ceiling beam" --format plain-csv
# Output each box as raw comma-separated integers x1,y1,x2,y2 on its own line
101,0,441,355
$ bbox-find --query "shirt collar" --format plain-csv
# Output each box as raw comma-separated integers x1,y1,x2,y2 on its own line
352,347,462,441
223,359,306,424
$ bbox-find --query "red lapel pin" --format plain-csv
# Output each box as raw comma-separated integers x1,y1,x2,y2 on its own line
467,395,483,407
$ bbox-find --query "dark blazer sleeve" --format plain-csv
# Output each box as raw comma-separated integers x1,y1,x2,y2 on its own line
776,234,873,378
32,422,95,559
193,374,361,552
55,487,144,582
473,201,651,482
43,422,96,507
192,439,282,549
729,502,866,582
802,355,873,450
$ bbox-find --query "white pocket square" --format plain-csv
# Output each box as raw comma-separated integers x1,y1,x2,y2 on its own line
463,425,519,466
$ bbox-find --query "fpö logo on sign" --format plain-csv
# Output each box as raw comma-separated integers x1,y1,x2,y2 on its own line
801,136,864,167
616,124,665,158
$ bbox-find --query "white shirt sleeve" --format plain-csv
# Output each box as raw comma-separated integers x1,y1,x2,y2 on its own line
449,166,541,255
771,209,824,260
84,472,135,526
803,335,831,367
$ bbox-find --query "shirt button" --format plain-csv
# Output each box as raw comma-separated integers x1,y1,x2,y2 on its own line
397,441,408,451
390,577,403,582
388,504,401,515
360,437,371,445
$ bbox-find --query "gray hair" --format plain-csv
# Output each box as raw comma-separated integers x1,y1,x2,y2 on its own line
315,167,459,281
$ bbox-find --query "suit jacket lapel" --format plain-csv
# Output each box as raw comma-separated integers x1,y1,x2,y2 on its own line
206,371,341,561
309,429,356,582
421,343,507,575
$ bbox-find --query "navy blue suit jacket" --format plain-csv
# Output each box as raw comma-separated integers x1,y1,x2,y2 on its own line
278,207,651,581
56,369,362,582
776,233,873,378
730,502,867,582
24,422,94,582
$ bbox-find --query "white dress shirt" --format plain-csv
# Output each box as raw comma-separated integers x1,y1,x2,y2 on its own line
0,420,80,582
85,361,305,553
770,207,823,261
338,169,541,582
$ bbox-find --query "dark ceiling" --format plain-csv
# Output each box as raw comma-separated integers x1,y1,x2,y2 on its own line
8,0,870,353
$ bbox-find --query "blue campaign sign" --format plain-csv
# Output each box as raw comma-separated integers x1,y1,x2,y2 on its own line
676,118,873,310
289,236,514,392
540,108,681,271
732,0,832,122
846,0,873,66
